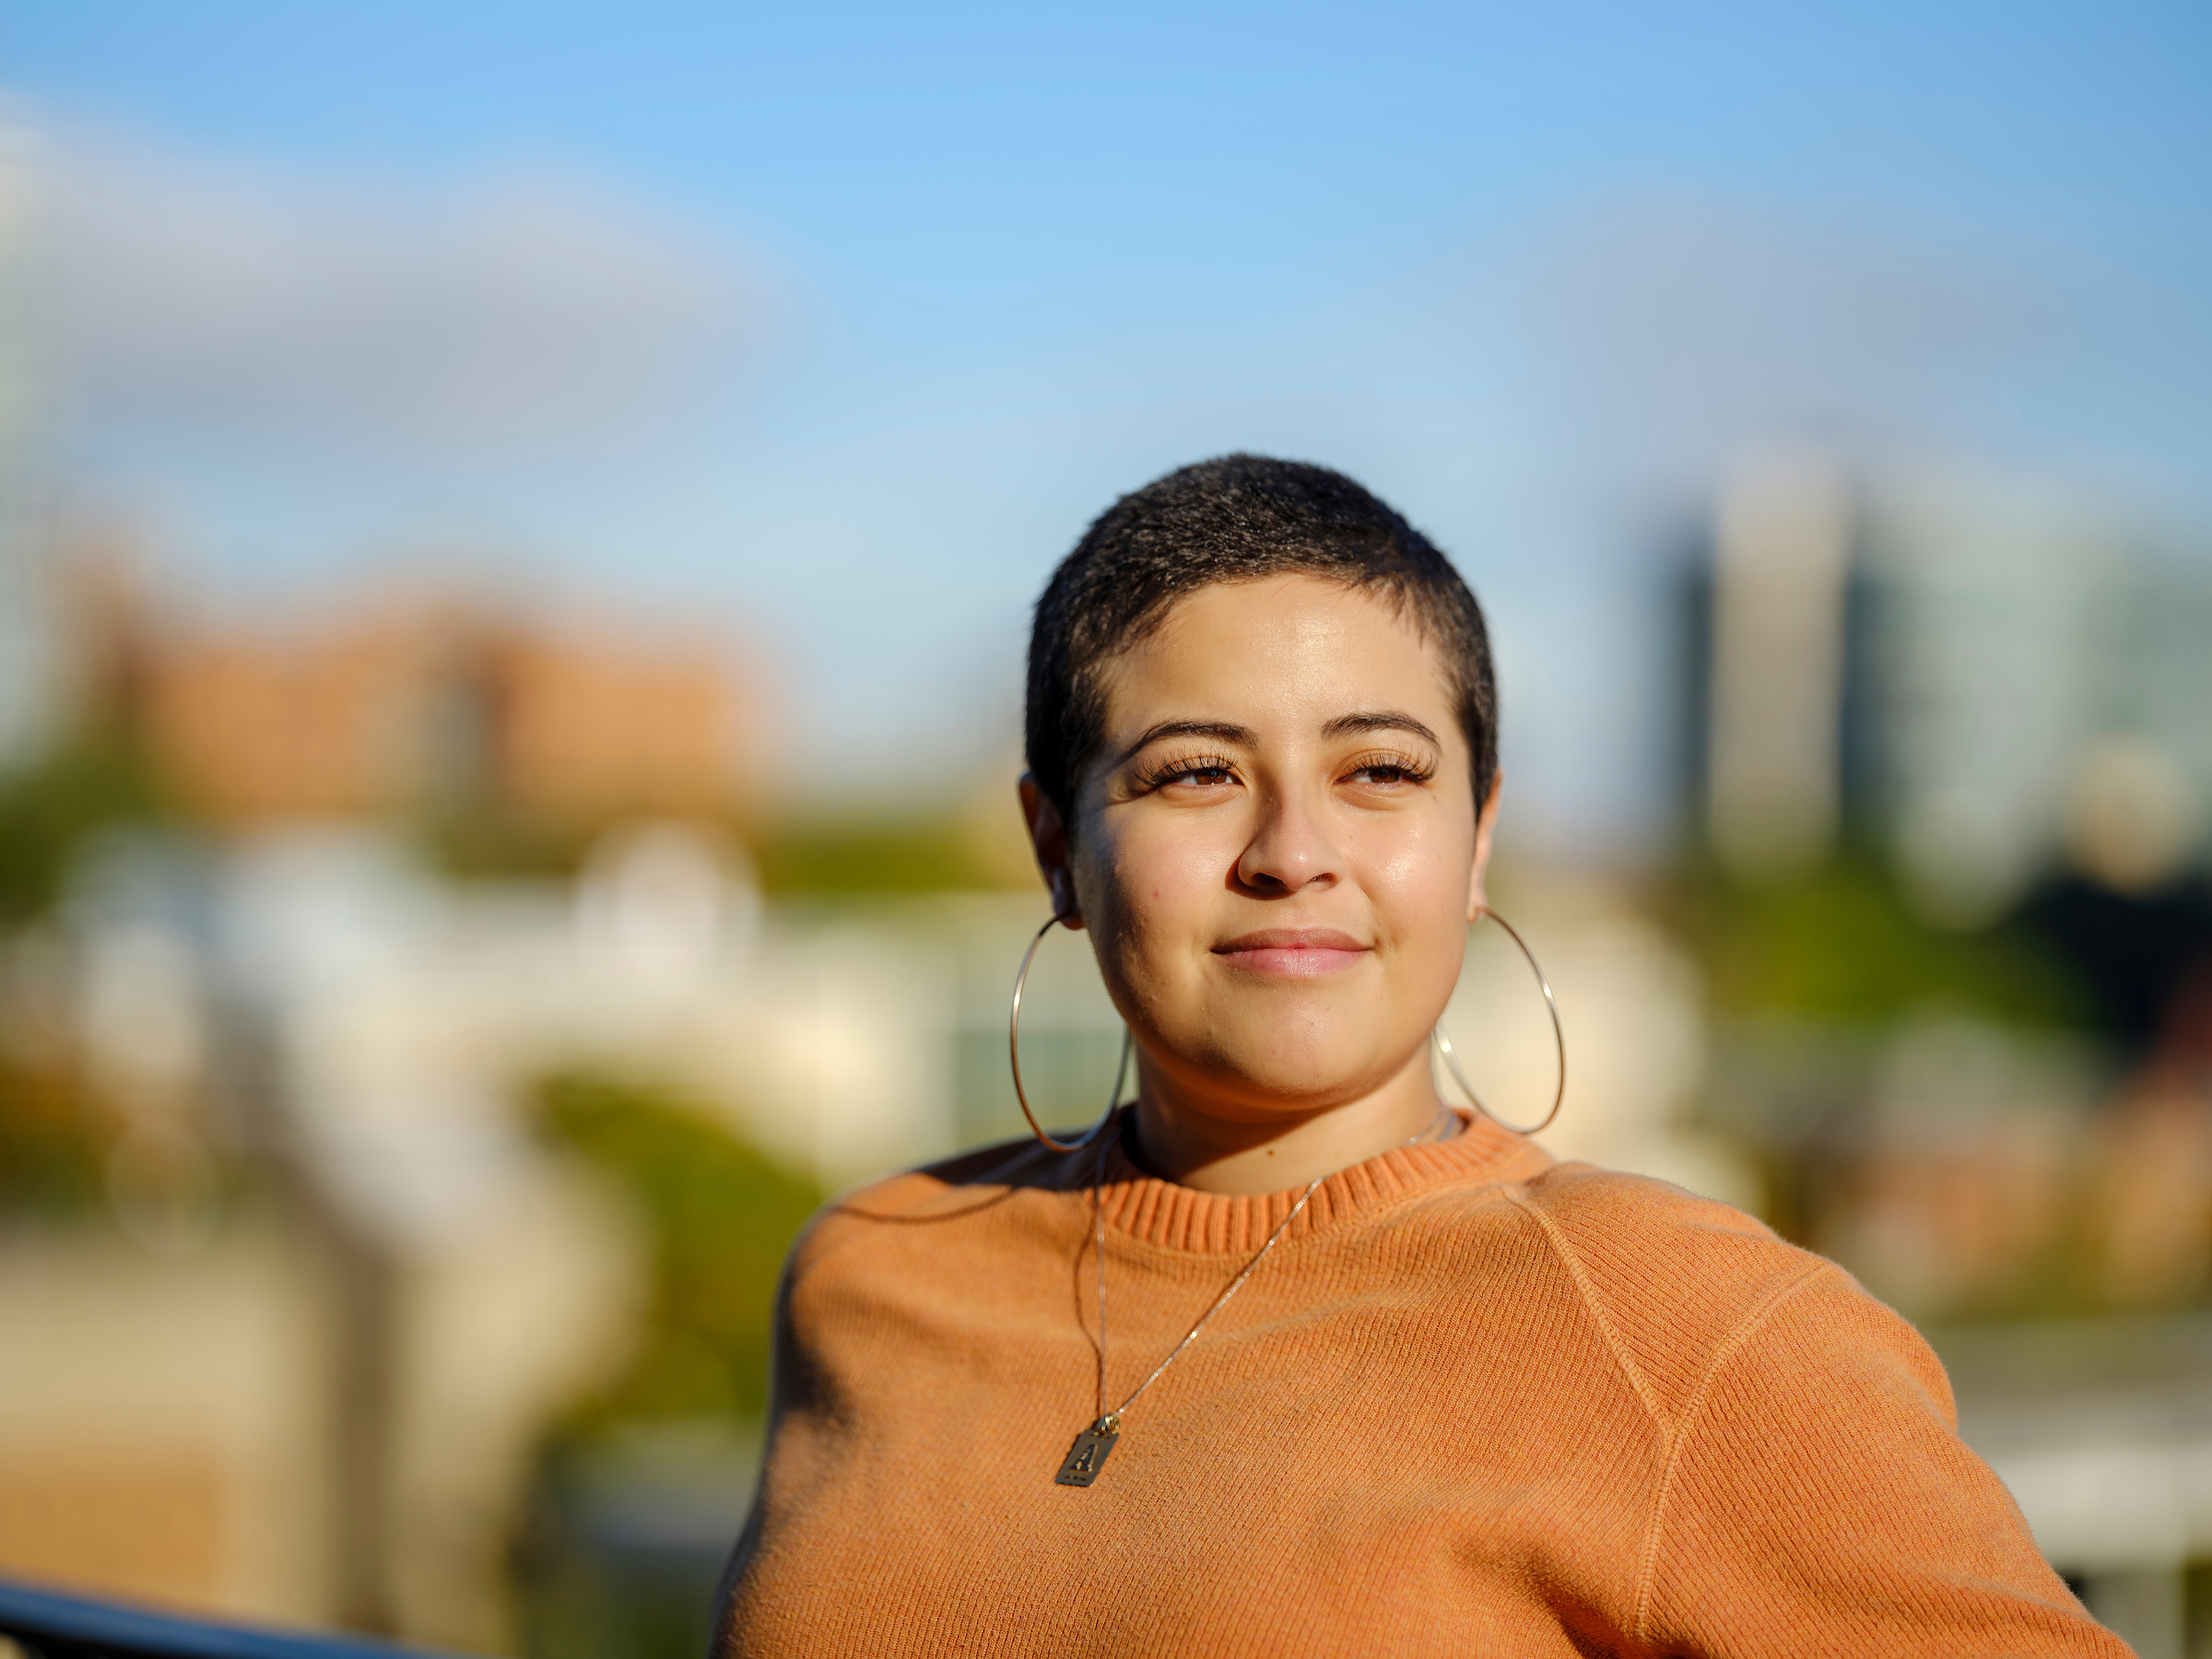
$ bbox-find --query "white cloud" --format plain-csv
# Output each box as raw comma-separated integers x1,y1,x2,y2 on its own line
39,129,754,462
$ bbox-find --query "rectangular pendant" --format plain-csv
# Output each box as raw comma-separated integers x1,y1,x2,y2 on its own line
1054,1422,1120,1487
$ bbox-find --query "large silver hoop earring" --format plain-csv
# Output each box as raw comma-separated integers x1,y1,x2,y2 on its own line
1009,915,1130,1154
1433,906,1566,1135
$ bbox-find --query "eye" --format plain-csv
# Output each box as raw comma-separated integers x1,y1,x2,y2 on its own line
1341,750,1435,790
1143,754,1239,792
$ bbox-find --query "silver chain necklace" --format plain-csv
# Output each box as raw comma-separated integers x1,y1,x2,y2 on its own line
1053,1104,1457,1488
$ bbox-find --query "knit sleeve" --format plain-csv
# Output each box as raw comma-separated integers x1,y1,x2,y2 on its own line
1634,1266,2131,1659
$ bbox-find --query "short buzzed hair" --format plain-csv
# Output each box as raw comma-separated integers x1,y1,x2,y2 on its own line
1025,453,1498,821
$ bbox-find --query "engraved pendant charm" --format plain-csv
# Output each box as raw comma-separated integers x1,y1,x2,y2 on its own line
1055,1417,1120,1487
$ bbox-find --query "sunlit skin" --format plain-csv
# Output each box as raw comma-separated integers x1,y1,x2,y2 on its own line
1021,573,1501,1195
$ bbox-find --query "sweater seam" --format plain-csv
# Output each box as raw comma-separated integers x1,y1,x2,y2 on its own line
1501,1191,1667,1431
1628,1260,1832,1648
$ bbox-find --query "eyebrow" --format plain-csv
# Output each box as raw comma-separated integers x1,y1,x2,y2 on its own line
1112,719,1257,768
1324,712,1444,748
1111,711,1443,770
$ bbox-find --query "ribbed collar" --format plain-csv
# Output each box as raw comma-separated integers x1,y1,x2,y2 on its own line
1085,1110,1546,1254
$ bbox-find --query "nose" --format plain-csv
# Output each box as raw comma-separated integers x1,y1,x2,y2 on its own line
1234,782,1342,896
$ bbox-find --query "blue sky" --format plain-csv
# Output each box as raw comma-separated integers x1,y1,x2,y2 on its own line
8,1,2210,846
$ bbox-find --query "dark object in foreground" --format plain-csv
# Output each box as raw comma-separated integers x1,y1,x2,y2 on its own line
0,1578,469,1659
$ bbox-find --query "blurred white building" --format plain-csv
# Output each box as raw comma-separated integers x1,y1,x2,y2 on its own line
1866,469,2212,924
1690,454,2212,921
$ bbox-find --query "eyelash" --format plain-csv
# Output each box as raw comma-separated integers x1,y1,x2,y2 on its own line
1342,749,1436,786
1137,750,1436,791
1141,753,1238,790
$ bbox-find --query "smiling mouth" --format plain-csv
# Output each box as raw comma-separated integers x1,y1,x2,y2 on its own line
1213,927,1370,977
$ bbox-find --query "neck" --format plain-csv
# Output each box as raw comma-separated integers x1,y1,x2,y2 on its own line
1128,1046,1455,1194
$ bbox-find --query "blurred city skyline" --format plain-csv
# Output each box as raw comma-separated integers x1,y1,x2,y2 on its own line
6,0,2212,847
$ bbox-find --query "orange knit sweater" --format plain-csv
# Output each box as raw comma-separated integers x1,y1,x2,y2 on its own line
715,1116,2129,1657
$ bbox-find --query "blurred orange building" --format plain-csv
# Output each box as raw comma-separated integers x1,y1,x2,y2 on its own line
77,571,758,829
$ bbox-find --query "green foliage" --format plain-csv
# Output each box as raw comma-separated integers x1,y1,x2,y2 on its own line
1667,852,2088,1029
0,738,167,925
533,1072,823,1430
752,815,1006,896
513,1537,724,1659
417,808,595,880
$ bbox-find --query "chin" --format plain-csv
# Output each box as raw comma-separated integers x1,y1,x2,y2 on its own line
1198,1029,1414,1112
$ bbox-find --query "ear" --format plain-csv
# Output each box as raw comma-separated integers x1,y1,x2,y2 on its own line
1018,772,1084,928
1466,770,1502,921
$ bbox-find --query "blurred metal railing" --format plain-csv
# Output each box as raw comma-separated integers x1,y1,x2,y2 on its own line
0,1580,465,1659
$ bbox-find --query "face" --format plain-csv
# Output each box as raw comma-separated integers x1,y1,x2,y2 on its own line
1026,574,1497,1125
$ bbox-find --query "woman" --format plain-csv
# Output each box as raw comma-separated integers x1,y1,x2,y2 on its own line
716,456,2124,1656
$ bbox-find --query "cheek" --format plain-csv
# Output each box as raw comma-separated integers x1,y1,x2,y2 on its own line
1359,821,1474,960
1075,815,1230,978
1101,820,1221,940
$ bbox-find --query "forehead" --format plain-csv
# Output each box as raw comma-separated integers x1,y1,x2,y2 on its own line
1099,573,1458,735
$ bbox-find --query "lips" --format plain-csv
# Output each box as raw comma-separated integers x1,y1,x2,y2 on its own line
1212,927,1370,978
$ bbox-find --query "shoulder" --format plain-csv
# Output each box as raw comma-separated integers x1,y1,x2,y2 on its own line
1511,1158,1802,1293
782,1134,1078,1283
1500,1160,1919,1425
839,1134,1076,1212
